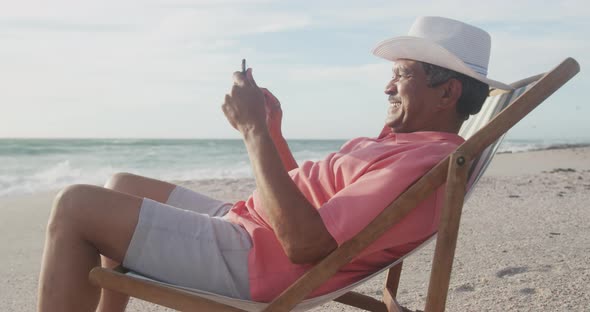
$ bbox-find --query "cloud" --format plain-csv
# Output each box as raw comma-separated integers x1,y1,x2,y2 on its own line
287,63,389,83
0,0,588,139
152,7,311,42
156,0,278,8
304,0,589,25
490,33,588,82
0,18,135,32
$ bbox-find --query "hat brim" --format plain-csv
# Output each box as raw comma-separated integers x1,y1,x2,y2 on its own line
372,36,513,90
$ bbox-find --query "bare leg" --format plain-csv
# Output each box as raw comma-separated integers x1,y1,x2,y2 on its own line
104,172,177,202
96,257,130,312
97,173,177,312
38,184,143,312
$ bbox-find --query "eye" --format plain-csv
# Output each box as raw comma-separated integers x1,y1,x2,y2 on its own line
391,71,411,81
400,71,411,78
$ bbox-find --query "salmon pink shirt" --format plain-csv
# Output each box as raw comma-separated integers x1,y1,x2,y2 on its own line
225,130,464,302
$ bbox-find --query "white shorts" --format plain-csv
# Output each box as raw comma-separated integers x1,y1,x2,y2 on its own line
123,186,252,299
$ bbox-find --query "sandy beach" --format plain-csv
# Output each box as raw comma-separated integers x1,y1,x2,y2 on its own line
1,147,589,311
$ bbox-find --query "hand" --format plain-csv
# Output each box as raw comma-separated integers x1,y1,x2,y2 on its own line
261,88,283,138
222,68,267,135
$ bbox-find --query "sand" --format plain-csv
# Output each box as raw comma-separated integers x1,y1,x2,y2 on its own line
1,147,589,311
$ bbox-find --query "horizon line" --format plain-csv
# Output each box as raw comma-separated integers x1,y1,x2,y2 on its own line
2,136,590,142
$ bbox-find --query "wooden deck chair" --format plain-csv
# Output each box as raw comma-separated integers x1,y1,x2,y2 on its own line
89,58,579,312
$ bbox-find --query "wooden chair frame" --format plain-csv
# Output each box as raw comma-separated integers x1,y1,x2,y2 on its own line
90,58,579,312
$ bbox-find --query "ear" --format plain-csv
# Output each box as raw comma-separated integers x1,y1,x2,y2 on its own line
437,78,462,111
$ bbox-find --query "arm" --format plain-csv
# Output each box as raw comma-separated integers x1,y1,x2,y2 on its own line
222,69,336,264
261,88,299,171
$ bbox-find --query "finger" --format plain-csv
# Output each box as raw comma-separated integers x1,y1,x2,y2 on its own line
261,88,279,106
264,97,272,113
232,71,246,87
268,92,279,107
261,88,272,99
222,95,231,114
266,94,280,110
222,107,238,130
246,68,258,87
222,95,236,124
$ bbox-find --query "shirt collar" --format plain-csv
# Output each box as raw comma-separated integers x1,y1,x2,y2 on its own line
378,126,465,145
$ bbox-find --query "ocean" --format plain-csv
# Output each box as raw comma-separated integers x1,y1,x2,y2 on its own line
1,138,588,197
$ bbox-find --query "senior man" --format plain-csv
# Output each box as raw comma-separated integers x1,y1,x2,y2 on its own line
37,16,511,311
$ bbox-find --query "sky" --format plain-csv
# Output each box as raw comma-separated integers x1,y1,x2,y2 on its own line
0,0,588,140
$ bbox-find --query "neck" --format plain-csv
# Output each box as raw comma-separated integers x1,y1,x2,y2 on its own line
414,118,464,134
426,112,464,134
436,120,463,134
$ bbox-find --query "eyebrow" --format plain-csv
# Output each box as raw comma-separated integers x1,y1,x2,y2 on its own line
392,65,411,73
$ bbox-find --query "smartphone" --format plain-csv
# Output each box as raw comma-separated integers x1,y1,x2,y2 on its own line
241,59,247,74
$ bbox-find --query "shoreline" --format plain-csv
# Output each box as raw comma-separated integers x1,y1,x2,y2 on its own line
498,142,590,154
2,144,589,199
1,146,589,311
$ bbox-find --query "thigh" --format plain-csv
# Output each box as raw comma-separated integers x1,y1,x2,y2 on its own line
123,198,251,299
105,172,231,217
166,185,233,217
54,184,143,263
105,172,177,203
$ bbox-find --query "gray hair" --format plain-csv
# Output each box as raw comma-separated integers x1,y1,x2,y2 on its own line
420,62,489,119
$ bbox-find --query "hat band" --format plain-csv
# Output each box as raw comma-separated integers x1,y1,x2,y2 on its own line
464,61,488,76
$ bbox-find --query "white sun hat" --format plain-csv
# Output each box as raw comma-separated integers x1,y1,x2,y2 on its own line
372,16,512,90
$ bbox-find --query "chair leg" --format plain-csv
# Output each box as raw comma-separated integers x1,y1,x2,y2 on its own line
384,262,403,299
383,294,405,312
382,262,404,311
334,262,406,312
424,152,470,312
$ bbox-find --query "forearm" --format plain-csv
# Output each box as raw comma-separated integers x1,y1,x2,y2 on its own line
223,69,333,263
243,129,334,263
270,132,298,171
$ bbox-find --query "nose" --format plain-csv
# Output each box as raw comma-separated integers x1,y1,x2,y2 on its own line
384,79,397,95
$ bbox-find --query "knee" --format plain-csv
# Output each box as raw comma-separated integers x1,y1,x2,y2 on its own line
47,184,93,234
104,172,137,190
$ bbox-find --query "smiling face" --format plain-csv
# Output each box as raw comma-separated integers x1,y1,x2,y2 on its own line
384,59,446,133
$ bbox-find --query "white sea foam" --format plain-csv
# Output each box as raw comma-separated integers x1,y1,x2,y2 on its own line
1,138,587,197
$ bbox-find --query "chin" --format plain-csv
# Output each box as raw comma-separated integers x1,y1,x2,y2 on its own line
385,120,400,132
